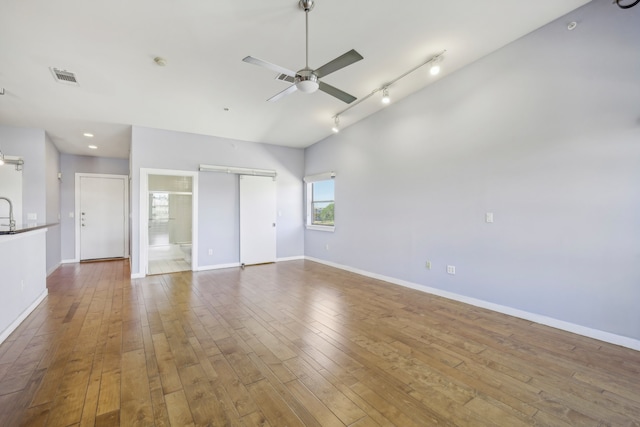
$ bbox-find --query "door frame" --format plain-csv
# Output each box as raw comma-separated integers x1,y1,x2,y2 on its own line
139,168,199,276
75,173,129,262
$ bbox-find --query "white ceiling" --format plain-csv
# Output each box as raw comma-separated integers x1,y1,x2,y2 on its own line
0,0,591,159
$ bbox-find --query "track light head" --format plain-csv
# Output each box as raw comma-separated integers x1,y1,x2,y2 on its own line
331,116,340,133
381,87,391,104
429,56,443,76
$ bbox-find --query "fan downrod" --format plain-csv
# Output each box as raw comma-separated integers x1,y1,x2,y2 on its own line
299,0,314,12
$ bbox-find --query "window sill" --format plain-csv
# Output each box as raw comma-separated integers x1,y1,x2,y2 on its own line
306,224,335,232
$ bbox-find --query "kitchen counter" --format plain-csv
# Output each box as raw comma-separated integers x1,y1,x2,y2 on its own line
0,227,49,343
0,222,56,235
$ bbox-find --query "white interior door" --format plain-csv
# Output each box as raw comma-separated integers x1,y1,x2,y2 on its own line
240,175,276,266
79,175,126,260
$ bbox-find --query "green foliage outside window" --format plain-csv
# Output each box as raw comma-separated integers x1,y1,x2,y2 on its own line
314,202,334,225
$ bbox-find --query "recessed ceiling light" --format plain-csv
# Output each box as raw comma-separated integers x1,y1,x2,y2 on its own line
83,133,94,138
88,145,98,150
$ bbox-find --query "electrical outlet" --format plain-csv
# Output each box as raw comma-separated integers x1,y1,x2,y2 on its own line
325,244,330,251
485,212,494,223
425,261,431,270
208,249,213,255
447,265,456,275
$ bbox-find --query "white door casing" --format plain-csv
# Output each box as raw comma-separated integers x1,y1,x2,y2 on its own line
76,174,128,261
240,175,277,266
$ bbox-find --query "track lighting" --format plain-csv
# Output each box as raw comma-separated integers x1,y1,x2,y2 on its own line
330,50,446,125
331,116,340,133
381,87,390,104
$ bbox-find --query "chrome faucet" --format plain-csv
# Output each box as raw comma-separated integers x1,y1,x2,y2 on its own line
0,197,16,231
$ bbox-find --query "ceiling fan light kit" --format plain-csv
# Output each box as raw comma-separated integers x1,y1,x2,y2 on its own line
295,70,319,93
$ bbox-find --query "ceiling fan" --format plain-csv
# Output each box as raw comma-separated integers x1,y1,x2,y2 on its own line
242,0,363,104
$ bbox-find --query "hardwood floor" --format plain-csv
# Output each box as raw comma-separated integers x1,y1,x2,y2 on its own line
0,259,639,426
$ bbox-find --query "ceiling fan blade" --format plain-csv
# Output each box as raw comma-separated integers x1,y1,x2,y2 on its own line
242,56,296,78
314,49,364,78
267,84,298,102
318,81,357,104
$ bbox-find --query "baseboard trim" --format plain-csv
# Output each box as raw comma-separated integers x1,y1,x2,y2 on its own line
196,263,241,272
304,257,640,352
61,259,78,264
131,272,146,279
277,256,305,262
47,263,61,277
0,290,48,345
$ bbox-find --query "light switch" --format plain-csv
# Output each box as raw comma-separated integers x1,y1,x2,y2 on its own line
485,212,494,223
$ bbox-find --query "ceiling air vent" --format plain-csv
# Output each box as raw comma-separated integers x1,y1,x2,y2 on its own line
275,73,294,83
49,67,79,86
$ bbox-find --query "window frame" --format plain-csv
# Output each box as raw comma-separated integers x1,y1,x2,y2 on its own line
304,172,336,232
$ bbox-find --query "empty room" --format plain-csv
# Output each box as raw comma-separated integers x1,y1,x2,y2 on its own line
0,0,639,425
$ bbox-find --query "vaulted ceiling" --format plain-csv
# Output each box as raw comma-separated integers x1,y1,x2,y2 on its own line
0,0,592,158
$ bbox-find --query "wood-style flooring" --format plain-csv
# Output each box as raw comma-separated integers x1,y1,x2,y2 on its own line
0,259,639,426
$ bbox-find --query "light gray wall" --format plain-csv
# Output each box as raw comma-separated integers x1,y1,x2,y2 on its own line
45,135,61,274
59,154,130,260
304,1,640,340
0,125,46,224
130,126,305,276
0,125,62,273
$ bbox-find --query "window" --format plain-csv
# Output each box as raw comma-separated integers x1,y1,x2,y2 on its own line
304,172,335,231
150,193,170,221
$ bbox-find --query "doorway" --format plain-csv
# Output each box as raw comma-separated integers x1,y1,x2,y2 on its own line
140,169,198,276
76,174,129,261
